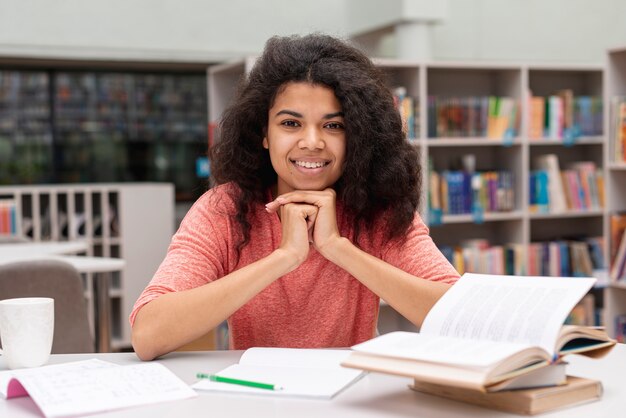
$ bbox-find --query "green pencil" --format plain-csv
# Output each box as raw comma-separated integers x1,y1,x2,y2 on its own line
196,373,282,391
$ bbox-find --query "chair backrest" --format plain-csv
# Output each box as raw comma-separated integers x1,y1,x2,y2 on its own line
0,259,94,353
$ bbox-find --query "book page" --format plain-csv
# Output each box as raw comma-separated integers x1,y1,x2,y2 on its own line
0,359,116,398
1,359,196,418
350,332,538,368
239,347,353,369
192,348,364,399
421,273,595,356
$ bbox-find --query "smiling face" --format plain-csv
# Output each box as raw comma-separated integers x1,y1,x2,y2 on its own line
263,82,346,196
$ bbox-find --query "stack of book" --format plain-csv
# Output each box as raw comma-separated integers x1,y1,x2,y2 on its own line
342,273,616,415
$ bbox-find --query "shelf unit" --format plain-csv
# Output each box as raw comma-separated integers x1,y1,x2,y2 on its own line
606,46,626,338
0,183,174,350
0,69,208,202
208,56,621,338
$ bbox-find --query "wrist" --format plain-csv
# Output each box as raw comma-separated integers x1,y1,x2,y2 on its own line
318,236,352,265
270,247,306,274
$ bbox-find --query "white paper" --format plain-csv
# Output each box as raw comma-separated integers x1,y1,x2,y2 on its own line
192,348,364,399
0,359,116,398
1,359,197,417
350,331,536,368
420,273,596,356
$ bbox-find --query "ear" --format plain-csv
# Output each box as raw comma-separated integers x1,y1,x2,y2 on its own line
262,137,269,149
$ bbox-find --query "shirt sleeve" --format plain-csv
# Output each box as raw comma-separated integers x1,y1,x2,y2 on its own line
129,188,236,326
382,212,460,284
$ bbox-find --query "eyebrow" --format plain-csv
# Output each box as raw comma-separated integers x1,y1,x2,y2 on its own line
275,109,344,119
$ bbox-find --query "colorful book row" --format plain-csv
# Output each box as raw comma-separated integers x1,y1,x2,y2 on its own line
427,96,518,139
438,240,525,276
529,91,603,140
430,170,515,215
530,154,603,213
439,237,605,279
526,238,605,278
0,199,17,236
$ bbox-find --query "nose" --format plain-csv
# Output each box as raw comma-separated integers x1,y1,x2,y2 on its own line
298,127,325,150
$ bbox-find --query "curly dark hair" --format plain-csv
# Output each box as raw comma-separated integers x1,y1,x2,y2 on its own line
210,33,421,251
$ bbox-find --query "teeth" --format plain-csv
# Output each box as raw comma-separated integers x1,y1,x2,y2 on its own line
294,161,327,168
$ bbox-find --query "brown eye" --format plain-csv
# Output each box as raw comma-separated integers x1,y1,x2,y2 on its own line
281,120,300,127
325,122,345,130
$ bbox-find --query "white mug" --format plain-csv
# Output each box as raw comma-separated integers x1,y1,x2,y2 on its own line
0,297,54,369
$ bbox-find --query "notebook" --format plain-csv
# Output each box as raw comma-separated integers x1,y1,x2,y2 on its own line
0,359,197,417
192,347,365,399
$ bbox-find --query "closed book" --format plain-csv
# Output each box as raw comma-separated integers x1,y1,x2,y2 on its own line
409,375,602,416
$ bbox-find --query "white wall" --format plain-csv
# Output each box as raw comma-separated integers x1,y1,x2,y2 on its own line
1,0,626,64
430,0,626,63
0,0,347,63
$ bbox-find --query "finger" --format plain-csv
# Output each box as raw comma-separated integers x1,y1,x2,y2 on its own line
305,210,318,230
268,189,335,209
265,200,282,213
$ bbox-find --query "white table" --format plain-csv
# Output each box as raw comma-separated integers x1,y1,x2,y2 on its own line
0,244,125,353
0,241,90,257
1,344,624,418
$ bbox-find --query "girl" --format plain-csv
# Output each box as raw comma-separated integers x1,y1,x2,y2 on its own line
131,34,459,360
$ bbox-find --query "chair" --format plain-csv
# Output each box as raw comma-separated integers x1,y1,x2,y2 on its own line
0,259,94,353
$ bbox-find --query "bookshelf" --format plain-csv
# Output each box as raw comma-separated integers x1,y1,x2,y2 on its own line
208,56,619,343
0,183,174,350
0,69,208,203
606,47,626,340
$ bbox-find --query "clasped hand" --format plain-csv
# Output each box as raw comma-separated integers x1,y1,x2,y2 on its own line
265,188,341,262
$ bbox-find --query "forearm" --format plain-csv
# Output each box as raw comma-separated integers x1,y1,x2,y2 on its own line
132,248,298,360
321,238,451,328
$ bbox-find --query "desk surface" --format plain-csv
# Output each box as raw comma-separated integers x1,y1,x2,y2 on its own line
1,344,625,418
0,254,125,273
0,241,90,256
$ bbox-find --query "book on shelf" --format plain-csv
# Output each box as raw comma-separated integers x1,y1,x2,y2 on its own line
409,375,602,416
0,359,196,418
533,154,567,212
611,228,626,281
612,96,626,162
566,293,596,326
427,95,518,139
487,96,518,140
439,241,525,276
392,87,417,140
525,238,605,278
614,314,626,343
341,273,615,392
610,214,626,281
532,91,603,141
432,169,514,216
529,96,545,140
0,199,17,236
192,347,364,399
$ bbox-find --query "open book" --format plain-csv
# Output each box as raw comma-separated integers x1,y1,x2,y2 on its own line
0,359,196,418
192,348,364,399
341,273,615,392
